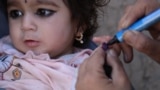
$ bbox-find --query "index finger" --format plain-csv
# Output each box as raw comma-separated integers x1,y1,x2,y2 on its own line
118,0,160,29
106,49,130,87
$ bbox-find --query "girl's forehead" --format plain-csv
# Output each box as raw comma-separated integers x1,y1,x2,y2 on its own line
7,0,63,6
25,0,27,3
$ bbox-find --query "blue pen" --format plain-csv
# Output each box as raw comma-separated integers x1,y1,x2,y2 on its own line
107,8,160,45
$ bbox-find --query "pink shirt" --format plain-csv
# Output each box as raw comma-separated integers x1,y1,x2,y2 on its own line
0,36,93,90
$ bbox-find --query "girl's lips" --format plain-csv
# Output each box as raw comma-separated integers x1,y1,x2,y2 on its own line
24,40,40,47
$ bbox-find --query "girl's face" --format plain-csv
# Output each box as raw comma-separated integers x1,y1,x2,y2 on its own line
7,0,77,58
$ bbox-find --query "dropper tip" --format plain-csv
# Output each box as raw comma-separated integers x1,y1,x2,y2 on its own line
107,36,119,46
101,36,119,51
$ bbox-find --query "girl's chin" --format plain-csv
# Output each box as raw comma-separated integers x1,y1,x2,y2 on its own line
23,50,44,55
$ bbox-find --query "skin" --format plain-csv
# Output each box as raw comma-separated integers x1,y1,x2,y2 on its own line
93,0,160,63
119,0,160,63
7,0,78,58
76,46,131,90
76,0,160,90
25,0,27,3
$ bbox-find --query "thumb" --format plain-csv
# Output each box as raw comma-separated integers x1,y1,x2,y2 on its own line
87,46,107,75
123,30,160,63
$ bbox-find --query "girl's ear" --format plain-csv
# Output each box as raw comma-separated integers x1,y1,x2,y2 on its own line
73,20,86,44
75,31,84,44
75,25,85,44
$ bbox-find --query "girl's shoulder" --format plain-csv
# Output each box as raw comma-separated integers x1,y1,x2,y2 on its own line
0,36,23,57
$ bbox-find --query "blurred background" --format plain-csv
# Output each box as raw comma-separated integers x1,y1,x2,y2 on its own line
96,0,160,90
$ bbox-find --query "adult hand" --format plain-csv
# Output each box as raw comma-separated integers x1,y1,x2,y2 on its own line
76,46,131,90
119,0,160,63
93,0,160,63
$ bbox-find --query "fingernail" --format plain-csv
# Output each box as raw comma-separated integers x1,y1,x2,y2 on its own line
124,54,128,61
93,37,98,40
123,31,136,45
102,42,108,51
121,21,129,29
108,49,117,57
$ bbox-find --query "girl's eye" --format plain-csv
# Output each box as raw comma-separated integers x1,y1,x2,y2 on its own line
9,10,23,19
36,9,55,17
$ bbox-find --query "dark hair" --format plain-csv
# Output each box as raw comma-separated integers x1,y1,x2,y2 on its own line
64,0,110,48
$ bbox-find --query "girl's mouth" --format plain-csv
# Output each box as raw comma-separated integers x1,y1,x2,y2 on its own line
24,40,40,47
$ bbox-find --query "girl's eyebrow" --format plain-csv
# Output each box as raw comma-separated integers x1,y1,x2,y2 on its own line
7,1,19,8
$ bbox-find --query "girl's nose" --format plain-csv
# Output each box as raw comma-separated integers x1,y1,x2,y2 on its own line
21,14,37,31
